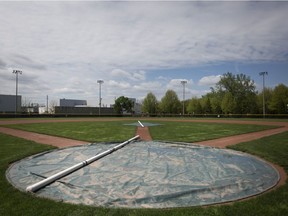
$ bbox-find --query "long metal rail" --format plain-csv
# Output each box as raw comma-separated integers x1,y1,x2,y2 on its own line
26,135,140,192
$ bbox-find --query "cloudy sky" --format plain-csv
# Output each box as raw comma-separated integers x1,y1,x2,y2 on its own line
1,1,288,107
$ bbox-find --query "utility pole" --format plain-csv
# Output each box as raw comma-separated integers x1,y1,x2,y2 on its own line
97,80,104,116
181,80,187,116
259,72,268,118
46,95,49,113
12,70,22,115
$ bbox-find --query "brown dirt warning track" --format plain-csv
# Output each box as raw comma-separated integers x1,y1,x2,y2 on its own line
0,118,287,189
0,127,88,148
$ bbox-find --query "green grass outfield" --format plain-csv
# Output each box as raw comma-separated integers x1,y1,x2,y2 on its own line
4,121,137,142
3,120,278,142
0,119,287,215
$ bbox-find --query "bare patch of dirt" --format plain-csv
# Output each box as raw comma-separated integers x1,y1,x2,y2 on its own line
136,126,152,141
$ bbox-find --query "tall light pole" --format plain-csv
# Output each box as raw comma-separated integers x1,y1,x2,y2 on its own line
259,72,268,118
46,95,49,114
13,70,22,114
97,80,104,116
181,80,187,116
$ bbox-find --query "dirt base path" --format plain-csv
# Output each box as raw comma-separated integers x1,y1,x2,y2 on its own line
0,127,88,148
195,126,288,148
136,126,152,141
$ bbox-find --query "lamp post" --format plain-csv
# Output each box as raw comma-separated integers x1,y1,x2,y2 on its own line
97,80,104,115
46,95,49,114
12,70,22,114
181,80,187,116
259,72,268,118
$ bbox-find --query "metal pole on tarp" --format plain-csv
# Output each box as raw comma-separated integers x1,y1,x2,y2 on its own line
26,135,140,192
138,120,144,128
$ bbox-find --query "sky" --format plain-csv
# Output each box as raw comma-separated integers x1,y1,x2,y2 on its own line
0,1,288,107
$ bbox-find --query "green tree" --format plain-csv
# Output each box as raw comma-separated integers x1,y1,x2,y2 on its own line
213,72,257,114
268,84,288,114
114,96,134,114
142,92,158,114
187,97,202,114
159,90,181,114
221,92,236,114
257,87,273,114
206,91,222,114
202,96,212,114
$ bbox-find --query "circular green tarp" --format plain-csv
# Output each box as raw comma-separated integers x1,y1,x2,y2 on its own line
7,141,279,208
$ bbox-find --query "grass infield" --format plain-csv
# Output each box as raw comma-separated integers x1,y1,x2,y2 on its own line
0,120,287,215
4,121,137,142
148,121,278,142
3,120,278,143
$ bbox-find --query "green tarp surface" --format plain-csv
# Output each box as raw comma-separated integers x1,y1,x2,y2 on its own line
6,141,279,208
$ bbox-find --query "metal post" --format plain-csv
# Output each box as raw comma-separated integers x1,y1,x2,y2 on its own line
259,72,268,118
13,70,22,115
181,80,187,116
26,135,140,192
97,80,104,116
46,95,49,113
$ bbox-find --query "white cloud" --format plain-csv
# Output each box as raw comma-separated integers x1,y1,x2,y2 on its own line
133,81,162,92
107,80,131,89
132,70,146,81
2,1,287,70
111,69,130,78
110,69,146,81
53,87,85,95
157,76,169,81
167,79,193,89
0,1,287,105
198,75,222,86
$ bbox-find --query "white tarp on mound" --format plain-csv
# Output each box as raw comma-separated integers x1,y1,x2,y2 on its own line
6,141,279,208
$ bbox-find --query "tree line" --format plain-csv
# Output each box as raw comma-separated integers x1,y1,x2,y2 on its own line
140,72,288,115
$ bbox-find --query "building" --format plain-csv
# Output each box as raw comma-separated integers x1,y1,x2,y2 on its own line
60,99,87,107
22,104,47,114
128,98,142,115
54,106,115,115
0,94,21,113
55,98,115,115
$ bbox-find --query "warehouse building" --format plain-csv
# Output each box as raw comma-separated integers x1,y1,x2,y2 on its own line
60,98,87,107
55,98,115,115
0,94,21,113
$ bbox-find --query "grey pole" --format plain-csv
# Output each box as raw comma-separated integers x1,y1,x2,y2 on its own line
97,80,104,116
181,80,187,116
46,95,49,113
259,72,268,118
12,70,22,115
